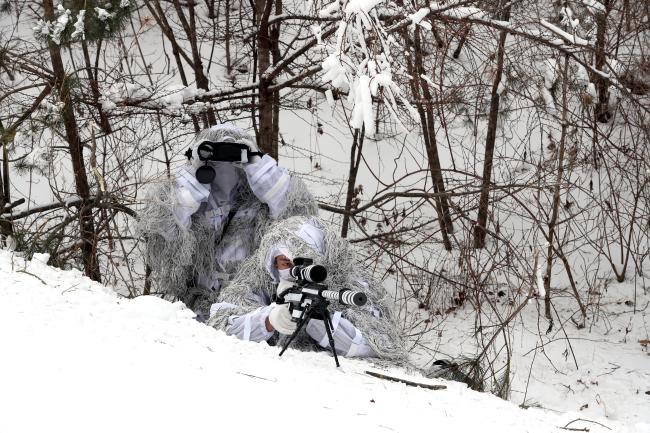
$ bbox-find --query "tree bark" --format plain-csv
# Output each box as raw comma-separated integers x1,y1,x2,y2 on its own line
270,0,282,155
473,5,510,248
543,55,570,324
256,0,277,158
0,124,12,243
43,0,101,282
594,0,612,123
171,0,217,126
341,127,365,238
408,29,454,250
81,40,112,134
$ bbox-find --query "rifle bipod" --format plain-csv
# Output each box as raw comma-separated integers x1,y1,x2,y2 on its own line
278,298,341,367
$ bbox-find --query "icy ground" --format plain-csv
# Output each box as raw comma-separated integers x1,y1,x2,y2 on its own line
0,249,646,433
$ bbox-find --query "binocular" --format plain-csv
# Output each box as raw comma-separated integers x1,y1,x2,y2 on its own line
185,140,263,184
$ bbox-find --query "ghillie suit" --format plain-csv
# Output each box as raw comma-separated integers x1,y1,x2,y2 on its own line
137,125,318,320
207,215,407,362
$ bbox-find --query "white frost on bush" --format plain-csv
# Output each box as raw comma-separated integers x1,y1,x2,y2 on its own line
581,0,605,13
541,87,555,112
325,89,335,108
349,75,374,130
536,251,545,298
100,98,117,112
321,54,349,91
496,74,507,96
409,7,431,31
161,85,185,109
543,58,558,90
311,24,322,44
32,20,52,38
51,5,71,45
560,6,580,31
120,0,131,8
319,1,340,17
70,10,86,40
586,82,597,98
429,3,485,19
95,7,114,21
344,0,383,15
541,20,590,47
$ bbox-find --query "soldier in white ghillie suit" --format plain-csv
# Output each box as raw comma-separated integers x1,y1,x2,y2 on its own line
207,215,406,361
139,124,405,361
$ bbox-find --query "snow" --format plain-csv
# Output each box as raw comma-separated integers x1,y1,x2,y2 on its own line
325,88,335,107
70,10,85,41
536,250,545,297
319,1,341,18
344,0,383,15
429,3,486,19
2,249,644,433
311,24,323,44
32,19,52,38
409,7,431,31
349,75,374,131
541,20,591,47
321,54,349,91
95,7,114,22
50,5,71,45
581,0,606,13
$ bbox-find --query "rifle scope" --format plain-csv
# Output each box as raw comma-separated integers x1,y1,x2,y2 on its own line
289,263,327,283
322,288,367,307
298,287,367,307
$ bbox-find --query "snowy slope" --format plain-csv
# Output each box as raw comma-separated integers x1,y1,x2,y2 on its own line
0,249,644,433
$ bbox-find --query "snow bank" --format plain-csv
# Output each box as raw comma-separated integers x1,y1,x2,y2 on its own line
0,250,641,433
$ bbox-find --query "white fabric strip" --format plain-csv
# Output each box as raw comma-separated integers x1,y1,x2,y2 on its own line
262,172,290,203
318,311,342,347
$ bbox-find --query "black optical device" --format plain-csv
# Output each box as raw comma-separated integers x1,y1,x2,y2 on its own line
275,257,367,367
185,140,264,184
289,257,328,283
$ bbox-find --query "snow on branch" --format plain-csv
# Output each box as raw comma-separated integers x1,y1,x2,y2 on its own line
580,0,606,14
540,19,591,47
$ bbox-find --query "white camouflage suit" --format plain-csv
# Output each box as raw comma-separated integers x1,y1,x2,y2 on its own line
140,124,383,358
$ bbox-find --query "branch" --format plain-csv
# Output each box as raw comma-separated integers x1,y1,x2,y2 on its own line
0,198,25,214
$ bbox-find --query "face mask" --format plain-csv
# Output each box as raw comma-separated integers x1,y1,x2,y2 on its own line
278,268,294,281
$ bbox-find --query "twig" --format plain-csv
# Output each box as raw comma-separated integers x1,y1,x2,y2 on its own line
365,371,447,390
561,418,611,431
236,372,277,382
16,269,46,285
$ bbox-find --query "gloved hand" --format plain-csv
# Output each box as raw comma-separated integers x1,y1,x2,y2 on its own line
267,303,297,335
276,279,295,297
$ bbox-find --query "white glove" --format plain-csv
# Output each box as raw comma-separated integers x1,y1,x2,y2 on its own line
267,303,297,335
276,279,295,297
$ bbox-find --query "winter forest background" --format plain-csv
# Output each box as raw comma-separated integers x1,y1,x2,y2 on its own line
0,0,649,427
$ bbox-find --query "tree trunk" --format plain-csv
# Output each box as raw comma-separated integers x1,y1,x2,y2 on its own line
473,5,511,249
543,55,570,324
171,0,217,126
270,0,282,155
594,0,612,123
0,126,13,243
256,0,276,158
81,40,112,134
409,29,454,250
341,127,365,238
43,0,101,282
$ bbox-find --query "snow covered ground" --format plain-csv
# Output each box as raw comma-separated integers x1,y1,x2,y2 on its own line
0,249,647,433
